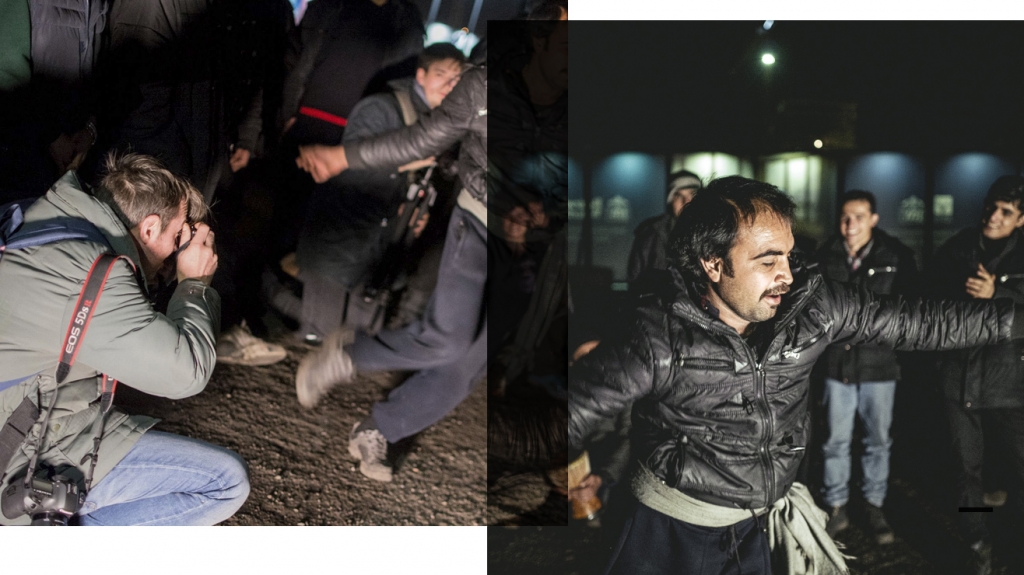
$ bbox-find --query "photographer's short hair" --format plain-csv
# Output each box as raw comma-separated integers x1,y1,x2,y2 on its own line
670,176,796,292
841,190,876,214
97,153,209,230
418,42,467,71
985,175,1024,212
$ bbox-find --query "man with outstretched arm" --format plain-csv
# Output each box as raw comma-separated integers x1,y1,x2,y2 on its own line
570,176,1023,575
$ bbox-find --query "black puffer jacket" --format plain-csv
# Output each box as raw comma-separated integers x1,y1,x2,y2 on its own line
570,269,1015,510
347,65,487,208
816,228,918,383
930,227,1024,409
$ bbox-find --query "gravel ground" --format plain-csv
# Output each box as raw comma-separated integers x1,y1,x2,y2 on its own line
115,337,489,526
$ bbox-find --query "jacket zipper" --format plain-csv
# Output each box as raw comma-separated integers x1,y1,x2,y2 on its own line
676,356,733,370
673,274,823,506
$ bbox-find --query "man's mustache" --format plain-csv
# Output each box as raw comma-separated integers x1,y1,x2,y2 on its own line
762,284,791,298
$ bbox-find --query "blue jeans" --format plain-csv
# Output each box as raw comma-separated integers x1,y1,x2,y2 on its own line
349,207,488,442
77,431,250,525
822,378,896,508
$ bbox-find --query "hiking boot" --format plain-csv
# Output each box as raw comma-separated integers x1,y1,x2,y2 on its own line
983,490,1007,507
864,503,895,545
295,328,355,408
825,504,849,537
970,539,993,575
216,321,288,366
348,422,393,482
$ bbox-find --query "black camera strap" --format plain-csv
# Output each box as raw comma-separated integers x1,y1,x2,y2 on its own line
2,253,133,493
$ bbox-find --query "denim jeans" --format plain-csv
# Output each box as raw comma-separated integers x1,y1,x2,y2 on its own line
822,378,896,508
349,207,488,442
77,431,250,526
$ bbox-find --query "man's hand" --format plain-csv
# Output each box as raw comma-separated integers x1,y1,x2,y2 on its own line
175,222,218,285
397,157,436,173
572,340,600,364
297,144,348,183
966,263,996,299
568,473,603,504
396,204,430,238
229,147,251,172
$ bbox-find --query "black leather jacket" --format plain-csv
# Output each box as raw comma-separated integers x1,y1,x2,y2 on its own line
816,228,918,383
347,65,487,206
930,227,1024,408
570,269,1014,510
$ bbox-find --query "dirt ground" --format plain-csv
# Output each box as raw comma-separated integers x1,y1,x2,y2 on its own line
116,336,492,526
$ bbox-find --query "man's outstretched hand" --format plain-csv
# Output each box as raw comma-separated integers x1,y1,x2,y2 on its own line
297,145,349,183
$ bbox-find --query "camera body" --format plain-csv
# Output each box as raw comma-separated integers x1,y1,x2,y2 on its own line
1,474,84,525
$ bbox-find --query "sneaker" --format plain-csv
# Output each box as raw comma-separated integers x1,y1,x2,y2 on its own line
294,328,355,408
970,539,993,575
348,422,393,482
216,321,288,366
864,503,895,545
825,504,849,537
983,490,1007,507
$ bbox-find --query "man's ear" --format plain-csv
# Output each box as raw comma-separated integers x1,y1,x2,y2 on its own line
135,213,163,247
415,67,427,87
1015,213,1024,230
700,257,723,284
869,213,880,228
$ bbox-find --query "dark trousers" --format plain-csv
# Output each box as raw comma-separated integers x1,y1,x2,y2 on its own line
349,206,487,442
945,401,1024,543
604,502,771,575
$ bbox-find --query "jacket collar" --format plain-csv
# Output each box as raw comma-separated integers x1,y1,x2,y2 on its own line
45,171,145,275
670,268,823,336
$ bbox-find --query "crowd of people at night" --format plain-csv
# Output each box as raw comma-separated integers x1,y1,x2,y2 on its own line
0,0,569,527
569,171,1024,575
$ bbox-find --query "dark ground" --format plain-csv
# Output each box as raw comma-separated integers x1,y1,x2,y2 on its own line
117,336,490,526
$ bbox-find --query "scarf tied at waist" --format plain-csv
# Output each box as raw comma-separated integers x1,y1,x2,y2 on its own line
631,464,852,575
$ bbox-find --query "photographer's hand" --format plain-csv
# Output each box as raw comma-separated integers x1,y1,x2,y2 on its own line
175,223,218,285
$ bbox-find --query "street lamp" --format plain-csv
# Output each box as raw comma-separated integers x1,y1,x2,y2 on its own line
814,139,823,149
761,53,776,66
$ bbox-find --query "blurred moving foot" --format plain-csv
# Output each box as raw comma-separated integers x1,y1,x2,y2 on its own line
295,328,355,407
217,321,288,366
348,421,393,482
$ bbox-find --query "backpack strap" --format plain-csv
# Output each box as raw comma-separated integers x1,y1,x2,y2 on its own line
393,89,419,127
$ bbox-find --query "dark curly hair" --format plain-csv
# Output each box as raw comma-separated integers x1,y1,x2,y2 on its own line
669,176,796,292
985,175,1024,212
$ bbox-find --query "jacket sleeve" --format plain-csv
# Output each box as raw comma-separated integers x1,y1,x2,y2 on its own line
74,267,221,400
823,279,1014,352
346,67,482,171
570,314,665,451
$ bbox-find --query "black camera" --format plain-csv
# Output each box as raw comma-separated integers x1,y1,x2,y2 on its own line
1,475,84,525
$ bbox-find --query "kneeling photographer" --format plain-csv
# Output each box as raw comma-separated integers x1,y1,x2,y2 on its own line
0,153,249,525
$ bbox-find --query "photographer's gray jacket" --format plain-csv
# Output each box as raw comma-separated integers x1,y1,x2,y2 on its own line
0,172,220,524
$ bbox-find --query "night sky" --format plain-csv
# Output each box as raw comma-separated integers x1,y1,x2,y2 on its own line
570,21,1024,160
